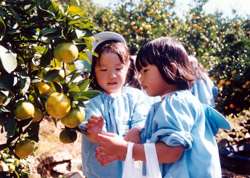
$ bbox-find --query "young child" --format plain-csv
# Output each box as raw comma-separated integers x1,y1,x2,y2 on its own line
189,55,218,107
95,37,230,178
78,32,151,178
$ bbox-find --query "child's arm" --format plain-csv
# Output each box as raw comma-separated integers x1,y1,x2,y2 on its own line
96,133,183,164
86,115,104,143
124,127,142,143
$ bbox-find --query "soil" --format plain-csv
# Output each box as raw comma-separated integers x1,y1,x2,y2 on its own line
2,116,249,177
27,116,83,178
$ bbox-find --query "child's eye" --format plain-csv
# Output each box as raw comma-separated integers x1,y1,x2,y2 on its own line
143,69,148,73
100,69,107,72
116,68,122,71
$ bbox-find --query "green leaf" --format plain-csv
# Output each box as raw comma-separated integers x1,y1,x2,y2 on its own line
68,85,80,92
68,6,86,16
68,70,82,83
44,69,60,81
40,48,53,67
0,46,17,73
7,6,22,25
78,51,90,63
80,90,100,99
0,16,6,35
78,77,89,92
3,115,17,138
39,28,59,37
0,73,15,90
19,75,31,95
50,82,63,93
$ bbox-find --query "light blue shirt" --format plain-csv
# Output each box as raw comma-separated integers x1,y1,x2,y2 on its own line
190,76,218,107
141,90,229,178
79,87,151,178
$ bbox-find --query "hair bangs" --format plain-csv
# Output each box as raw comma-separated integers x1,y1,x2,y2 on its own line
136,43,155,72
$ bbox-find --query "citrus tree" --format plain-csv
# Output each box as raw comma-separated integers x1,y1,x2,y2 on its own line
0,0,100,176
173,4,250,116
85,0,176,54
86,0,250,116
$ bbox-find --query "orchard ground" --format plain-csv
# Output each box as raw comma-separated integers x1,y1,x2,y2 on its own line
1,113,248,178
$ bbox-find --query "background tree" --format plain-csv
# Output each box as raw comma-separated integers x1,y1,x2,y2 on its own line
83,0,250,116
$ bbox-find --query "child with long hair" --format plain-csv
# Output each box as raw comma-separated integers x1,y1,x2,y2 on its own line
95,37,230,178
78,32,151,178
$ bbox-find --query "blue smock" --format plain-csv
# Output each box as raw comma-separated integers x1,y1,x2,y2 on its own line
190,76,218,107
141,90,230,178
79,87,151,178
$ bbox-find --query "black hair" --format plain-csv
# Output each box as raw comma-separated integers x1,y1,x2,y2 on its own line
136,37,195,90
89,40,141,90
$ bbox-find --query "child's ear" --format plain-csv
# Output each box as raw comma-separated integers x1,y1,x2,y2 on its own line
170,62,177,75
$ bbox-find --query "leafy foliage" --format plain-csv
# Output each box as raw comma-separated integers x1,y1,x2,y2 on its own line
0,0,100,176
85,0,250,116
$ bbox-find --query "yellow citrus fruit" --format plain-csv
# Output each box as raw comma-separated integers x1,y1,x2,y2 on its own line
15,140,34,159
36,82,51,95
0,92,6,106
45,92,71,118
32,107,43,122
61,107,85,128
59,129,77,144
53,43,78,63
13,101,35,120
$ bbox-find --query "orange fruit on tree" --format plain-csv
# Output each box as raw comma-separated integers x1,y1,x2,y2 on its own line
231,70,236,75
53,43,78,63
219,80,225,85
15,140,34,159
13,100,35,120
0,92,6,106
61,107,85,128
32,107,43,122
59,129,77,144
45,92,71,118
36,82,51,95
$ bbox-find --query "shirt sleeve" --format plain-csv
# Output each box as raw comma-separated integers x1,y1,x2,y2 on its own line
150,95,195,150
78,95,107,132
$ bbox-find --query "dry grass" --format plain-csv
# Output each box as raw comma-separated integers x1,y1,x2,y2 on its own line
27,117,82,178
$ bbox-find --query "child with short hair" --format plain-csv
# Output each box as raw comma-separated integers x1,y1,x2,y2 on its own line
79,32,151,178
95,37,230,178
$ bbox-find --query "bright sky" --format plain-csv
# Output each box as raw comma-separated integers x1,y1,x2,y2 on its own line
92,0,250,19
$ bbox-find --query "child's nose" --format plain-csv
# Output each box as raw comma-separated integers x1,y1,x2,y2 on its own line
139,74,143,82
108,71,116,78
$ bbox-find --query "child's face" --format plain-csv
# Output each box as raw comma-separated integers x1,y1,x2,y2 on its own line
95,52,128,95
139,64,176,97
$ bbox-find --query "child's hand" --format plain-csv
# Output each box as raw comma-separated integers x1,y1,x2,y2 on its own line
96,133,128,157
86,116,104,143
124,127,142,144
95,148,125,166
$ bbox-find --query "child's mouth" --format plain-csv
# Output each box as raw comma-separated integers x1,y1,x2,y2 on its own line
107,82,117,85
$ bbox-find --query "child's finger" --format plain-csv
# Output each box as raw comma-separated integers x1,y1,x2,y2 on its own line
88,117,99,124
86,123,95,128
